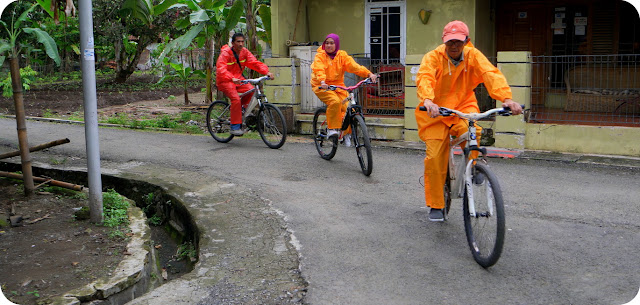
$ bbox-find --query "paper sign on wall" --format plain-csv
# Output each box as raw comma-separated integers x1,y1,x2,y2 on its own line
575,25,585,35
574,17,587,26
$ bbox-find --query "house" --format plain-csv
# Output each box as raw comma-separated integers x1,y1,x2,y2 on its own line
264,0,640,156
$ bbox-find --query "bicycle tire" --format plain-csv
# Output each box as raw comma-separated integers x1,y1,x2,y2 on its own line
257,103,287,149
463,162,505,268
206,100,234,143
443,173,452,220
352,115,373,176
312,107,338,160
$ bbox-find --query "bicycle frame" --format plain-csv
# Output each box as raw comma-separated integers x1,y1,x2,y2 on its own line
239,75,270,124
443,107,510,217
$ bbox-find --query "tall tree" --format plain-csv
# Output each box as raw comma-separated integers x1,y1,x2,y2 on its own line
159,0,243,102
0,3,60,196
93,0,184,83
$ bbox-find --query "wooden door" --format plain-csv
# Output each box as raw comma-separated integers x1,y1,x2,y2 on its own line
497,2,550,107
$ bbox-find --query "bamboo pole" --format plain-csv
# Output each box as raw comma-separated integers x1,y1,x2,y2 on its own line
0,171,84,191
9,56,35,196
0,138,70,160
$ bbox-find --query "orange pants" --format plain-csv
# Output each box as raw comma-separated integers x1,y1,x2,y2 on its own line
313,88,349,131
423,119,482,209
218,81,255,125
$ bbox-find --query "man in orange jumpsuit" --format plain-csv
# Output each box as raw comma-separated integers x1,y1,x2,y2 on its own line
217,33,274,136
415,20,522,221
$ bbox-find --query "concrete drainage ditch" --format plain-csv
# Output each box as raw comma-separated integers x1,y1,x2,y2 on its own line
0,162,198,305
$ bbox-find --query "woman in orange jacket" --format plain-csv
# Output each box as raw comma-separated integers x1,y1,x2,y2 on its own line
415,21,522,222
311,33,377,145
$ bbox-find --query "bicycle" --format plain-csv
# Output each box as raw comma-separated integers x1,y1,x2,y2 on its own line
419,104,524,267
312,78,374,176
206,75,287,149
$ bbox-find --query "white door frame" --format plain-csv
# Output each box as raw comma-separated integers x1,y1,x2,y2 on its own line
364,0,406,65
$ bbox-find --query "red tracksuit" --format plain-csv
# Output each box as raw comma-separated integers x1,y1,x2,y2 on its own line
216,44,270,125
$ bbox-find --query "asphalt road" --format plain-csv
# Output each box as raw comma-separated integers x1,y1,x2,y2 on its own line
1,117,639,305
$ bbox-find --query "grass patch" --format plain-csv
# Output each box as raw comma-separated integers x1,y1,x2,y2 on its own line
102,189,130,229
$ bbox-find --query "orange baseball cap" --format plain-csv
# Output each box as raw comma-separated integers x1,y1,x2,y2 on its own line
442,20,469,43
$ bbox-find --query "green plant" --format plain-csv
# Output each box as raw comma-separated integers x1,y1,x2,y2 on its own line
48,157,68,165
157,58,205,105
176,242,197,262
167,95,176,101
148,215,162,226
0,65,38,97
102,189,130,228
42,108,55,117
26,289,39,297
108,229,126,239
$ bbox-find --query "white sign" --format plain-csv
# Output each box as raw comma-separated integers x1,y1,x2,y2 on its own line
574,17,587,26
84,49,95,61
575,25,585,36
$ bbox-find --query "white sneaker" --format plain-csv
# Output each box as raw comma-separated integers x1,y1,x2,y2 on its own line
343,134,352,147
326,129,339,138
230,129,244,136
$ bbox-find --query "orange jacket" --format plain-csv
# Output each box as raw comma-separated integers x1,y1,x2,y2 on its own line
310,46,372,87
216,45,269,84
415,43,512,139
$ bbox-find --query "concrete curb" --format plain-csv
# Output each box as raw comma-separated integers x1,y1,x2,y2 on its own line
48,205,161,305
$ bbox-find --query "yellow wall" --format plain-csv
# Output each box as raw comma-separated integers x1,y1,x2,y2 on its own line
405,0,477,56
272,0,310,58
306,0,367,54
525,124,640,157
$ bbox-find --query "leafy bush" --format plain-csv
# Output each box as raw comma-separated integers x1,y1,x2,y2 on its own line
0,66,38,97
102,189,130,228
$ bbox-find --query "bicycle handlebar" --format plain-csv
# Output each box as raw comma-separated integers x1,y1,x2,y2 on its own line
418,104,525,121
241,75,272,85
318,77,377,91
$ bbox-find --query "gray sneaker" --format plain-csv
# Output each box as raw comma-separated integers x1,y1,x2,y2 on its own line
429,208,444,222
230,129,244,136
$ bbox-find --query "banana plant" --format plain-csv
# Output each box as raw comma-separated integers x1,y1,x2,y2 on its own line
159,0,244,102
0,3,60,196
157,57,206,105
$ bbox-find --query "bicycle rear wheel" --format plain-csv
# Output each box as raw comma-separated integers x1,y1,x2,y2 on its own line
257,103,287,149
312,107,338,160
206,101,233,143
352,114,372,176
463,162,505,268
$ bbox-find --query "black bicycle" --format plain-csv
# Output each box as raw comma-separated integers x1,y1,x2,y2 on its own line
312,78,374,176
206,75,287,149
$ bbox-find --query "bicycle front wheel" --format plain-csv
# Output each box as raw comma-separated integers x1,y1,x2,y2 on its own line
206,101,233,143
463,162,505,268
257,104,287,149
352,115,372,176
312,107,337,160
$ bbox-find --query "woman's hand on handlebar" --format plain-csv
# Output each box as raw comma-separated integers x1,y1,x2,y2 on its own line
319,81,329,90
368,73,378,83
422,99,440,118
502,99,523,115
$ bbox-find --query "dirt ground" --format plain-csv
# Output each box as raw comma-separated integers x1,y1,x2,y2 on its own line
0,76,205,304
0,74,209,119
0,180,127,305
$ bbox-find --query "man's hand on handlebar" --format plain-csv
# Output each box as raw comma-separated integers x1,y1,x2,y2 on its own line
232,78,242,85
422,99,440,118
502,99,523,115
267,72,274,80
